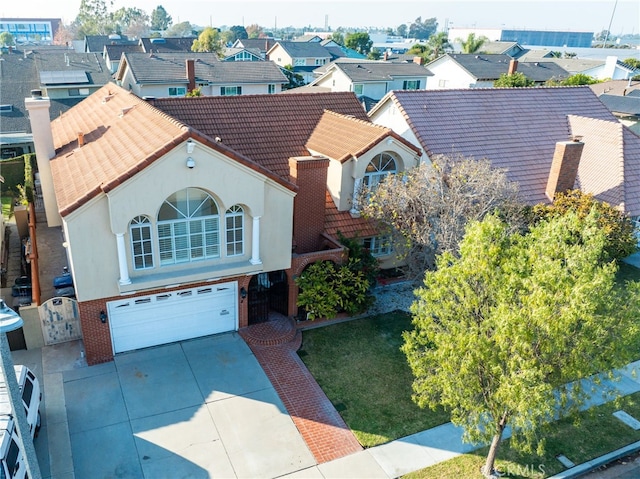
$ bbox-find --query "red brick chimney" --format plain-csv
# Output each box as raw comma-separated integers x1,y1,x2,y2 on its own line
508,59,518,75
383,51,389,61
545,139,585,201
186,59,196,93
413,56,424,65
288,156,329,254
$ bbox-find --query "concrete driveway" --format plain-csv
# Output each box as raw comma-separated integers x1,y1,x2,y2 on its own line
62,332,315,479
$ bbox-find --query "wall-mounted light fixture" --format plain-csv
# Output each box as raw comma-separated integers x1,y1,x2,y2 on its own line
186,157,195,169
186,139,195,154
99,311,107,323
240,287,247,300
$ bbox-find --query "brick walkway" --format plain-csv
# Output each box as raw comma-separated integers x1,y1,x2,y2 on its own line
239,316,363,464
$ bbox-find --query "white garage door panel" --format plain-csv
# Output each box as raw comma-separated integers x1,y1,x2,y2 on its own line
109,283,237,353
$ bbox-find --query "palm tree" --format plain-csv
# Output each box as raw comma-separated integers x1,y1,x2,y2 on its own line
428,32,452,59
459,33,487,54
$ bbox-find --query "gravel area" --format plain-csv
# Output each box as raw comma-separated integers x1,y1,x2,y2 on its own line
366,280,417,315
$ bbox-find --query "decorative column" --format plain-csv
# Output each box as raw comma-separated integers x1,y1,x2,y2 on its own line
350,177,363,215
250,216,262,265
116,233,131,285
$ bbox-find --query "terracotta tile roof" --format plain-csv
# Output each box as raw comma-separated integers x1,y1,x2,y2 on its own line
50,84,191,215
379,87,621,206
306,110,420,162
151,92,369,179
50,84,293,217
323,192,378,238
570,115,640,217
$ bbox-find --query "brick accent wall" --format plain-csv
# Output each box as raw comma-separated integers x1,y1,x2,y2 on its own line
545,140,585,201
288,156,330,254
79,276,247,365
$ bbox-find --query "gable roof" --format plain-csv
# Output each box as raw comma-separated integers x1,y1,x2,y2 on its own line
139,37,195,53
570,115,640,216
269,41,332,59
48,84,293,216
117,53,287,86
430,53,568,82
104,44,143,60
150,92,369,179
598,94,640,116
324,61,432,83
232,38,276,53
370,87,640,213
0,50,110,138
306,110,420,162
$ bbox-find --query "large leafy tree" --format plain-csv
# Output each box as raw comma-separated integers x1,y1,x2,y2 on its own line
111,7,149,37
425,32,452,60
191,27,223,56
345,32,373,55
459,32,487,53
74,0,115,37
494,71,534,87
245,24,264,39
360,154,525,280
532,189,637,261
150,5,172,31
0,32,15,47
408,17,438,40
403,212,640,477
165,21,194,38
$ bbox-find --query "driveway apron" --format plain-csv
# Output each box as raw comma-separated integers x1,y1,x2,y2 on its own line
64,332,315,479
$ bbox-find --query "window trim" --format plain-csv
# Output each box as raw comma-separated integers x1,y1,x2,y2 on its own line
220,85,242,96
168,86,187,97
363,235,392,257
225,205,244,257
130,215,154,270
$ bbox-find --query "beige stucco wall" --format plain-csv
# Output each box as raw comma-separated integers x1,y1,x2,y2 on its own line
321,140,421,212
64,140,294,302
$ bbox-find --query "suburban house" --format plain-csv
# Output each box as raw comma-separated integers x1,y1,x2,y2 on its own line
369,86,640,220
231,38,277,59
222,47,264,62
104,37,197,73
267,41,333,83
0,47,112,159
517,54,639,81
309,59,433,102
425,53,569,89
115,52,288,97
25,85,420,364
590,80,640,135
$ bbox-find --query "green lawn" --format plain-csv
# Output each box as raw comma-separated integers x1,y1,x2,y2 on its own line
298,311,449,447
408,391,640,478
299,262,640,476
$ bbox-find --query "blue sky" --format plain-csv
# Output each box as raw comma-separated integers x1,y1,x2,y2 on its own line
2,0,639,35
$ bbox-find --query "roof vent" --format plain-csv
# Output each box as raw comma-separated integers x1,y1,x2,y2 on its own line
120,106,134,117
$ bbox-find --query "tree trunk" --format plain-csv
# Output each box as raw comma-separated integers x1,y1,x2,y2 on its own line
482,412,508,477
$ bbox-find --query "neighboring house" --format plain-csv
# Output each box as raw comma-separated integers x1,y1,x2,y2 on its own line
231,38,277,59
267,41,333,83
27,85,420,364
517,54,639,81
425,53,569,89
222,47,263,62
139,37,195,53
84,34,137,53
591,80,640,134
104,37,197,74
115,52,288,97
471,41,526,58
319,39,366,61
369,87,640,220
0,48,111,159
309,59,432,101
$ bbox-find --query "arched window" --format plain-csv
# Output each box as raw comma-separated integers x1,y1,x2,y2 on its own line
225,205,244,256
130,216,153,270
363,153,397,189
157,188,220,265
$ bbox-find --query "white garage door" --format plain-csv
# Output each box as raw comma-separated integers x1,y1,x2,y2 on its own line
108,282,237,353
